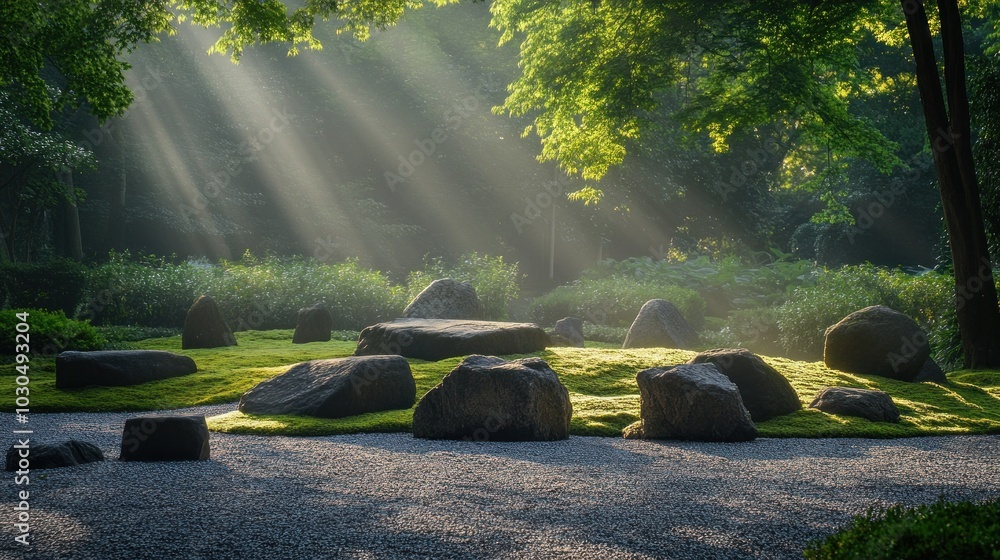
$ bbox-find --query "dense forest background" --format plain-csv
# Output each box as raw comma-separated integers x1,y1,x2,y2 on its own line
6,3,997,288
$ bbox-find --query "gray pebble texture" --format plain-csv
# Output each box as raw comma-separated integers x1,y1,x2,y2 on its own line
3,404,998,560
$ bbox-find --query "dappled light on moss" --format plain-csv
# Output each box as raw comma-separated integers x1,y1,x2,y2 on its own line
2,331,997,438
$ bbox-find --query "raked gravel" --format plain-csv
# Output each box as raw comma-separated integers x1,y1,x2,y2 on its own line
2,403,998,560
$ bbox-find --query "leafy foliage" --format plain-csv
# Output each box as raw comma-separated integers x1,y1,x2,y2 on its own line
406,252,522,320
804,498,1000,560
528,276,704,329
0,259,88,315
0,0,172,129
0,309,104,355
491,0,901,201
776,265,958,365
588,252,821,311
211,253,407,330
82,251,407,330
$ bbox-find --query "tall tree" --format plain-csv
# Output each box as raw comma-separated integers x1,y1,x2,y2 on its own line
900,0,1000,367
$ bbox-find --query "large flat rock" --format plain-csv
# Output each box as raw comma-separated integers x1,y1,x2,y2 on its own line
56,350,197,389
355,319,548,361
239,355,416,418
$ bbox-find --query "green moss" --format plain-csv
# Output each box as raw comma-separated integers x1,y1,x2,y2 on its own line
2,331,998,438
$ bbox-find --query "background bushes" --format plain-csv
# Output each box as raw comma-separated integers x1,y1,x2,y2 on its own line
0,250,974,368
209,255,407,330
775,265,957,365
80,251,407,330
0,259,87,315
528,276,705,329
82,252,214,327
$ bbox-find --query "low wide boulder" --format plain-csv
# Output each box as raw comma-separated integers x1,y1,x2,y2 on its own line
5,440,103,471
627,363,757,442
182,295,237,349
622,299,698,349
238,355,416,418
687,348,801,421
56,350,197,389
403,278,481,320
809,387,900,423
412,355,572,441
355,318,548,361
553,317,585,347
120,415,210,462
292,302,333,344
823,305,929,382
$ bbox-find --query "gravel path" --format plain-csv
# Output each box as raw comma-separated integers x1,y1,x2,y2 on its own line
3,404,999,560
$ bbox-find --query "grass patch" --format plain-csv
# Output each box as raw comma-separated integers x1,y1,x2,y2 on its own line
2,331,998,438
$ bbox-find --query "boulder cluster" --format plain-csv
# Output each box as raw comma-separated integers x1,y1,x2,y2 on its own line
22,287,939,474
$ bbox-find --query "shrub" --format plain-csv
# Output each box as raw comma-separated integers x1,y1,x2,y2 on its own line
529,277,704,329
705,306,786,357
0,309,105,355
589,252,821,313
406,252,522,320
803,497,1000,560
81,252,212,327
81,252,408,331
209,255,407,330
1,259,87,315
581,324,629,345
776,265,958,365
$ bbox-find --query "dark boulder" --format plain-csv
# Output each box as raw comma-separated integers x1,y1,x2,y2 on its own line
823,305,928,382
120,415,210,462
809,387,901,423
5,440,103,471
914,358,948,384
292,303,333,344
403,278,481,320
56,350,197,389
412,355,572,441
553,317,585,347
628,363,757,442
355,318,548,362
688,348,801,421
239,355,416,418
182,295,237,350
622,299,698,349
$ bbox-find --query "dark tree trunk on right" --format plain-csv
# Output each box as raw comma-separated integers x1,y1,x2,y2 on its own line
902,0,1000,367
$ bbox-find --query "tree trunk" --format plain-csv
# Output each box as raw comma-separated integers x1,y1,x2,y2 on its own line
903,0,1000,367
61,171,84,262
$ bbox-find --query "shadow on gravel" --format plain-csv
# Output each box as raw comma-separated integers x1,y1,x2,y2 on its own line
348,434,660,469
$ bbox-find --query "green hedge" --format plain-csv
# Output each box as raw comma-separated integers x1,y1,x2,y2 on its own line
0,259,87,315
210,255,407,330
804,498,1000,559
0,309,104,356
81,252,408,330
529,276,705,329
80,253,214,327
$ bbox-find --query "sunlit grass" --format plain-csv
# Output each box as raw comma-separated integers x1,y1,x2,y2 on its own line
2,330,998,438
